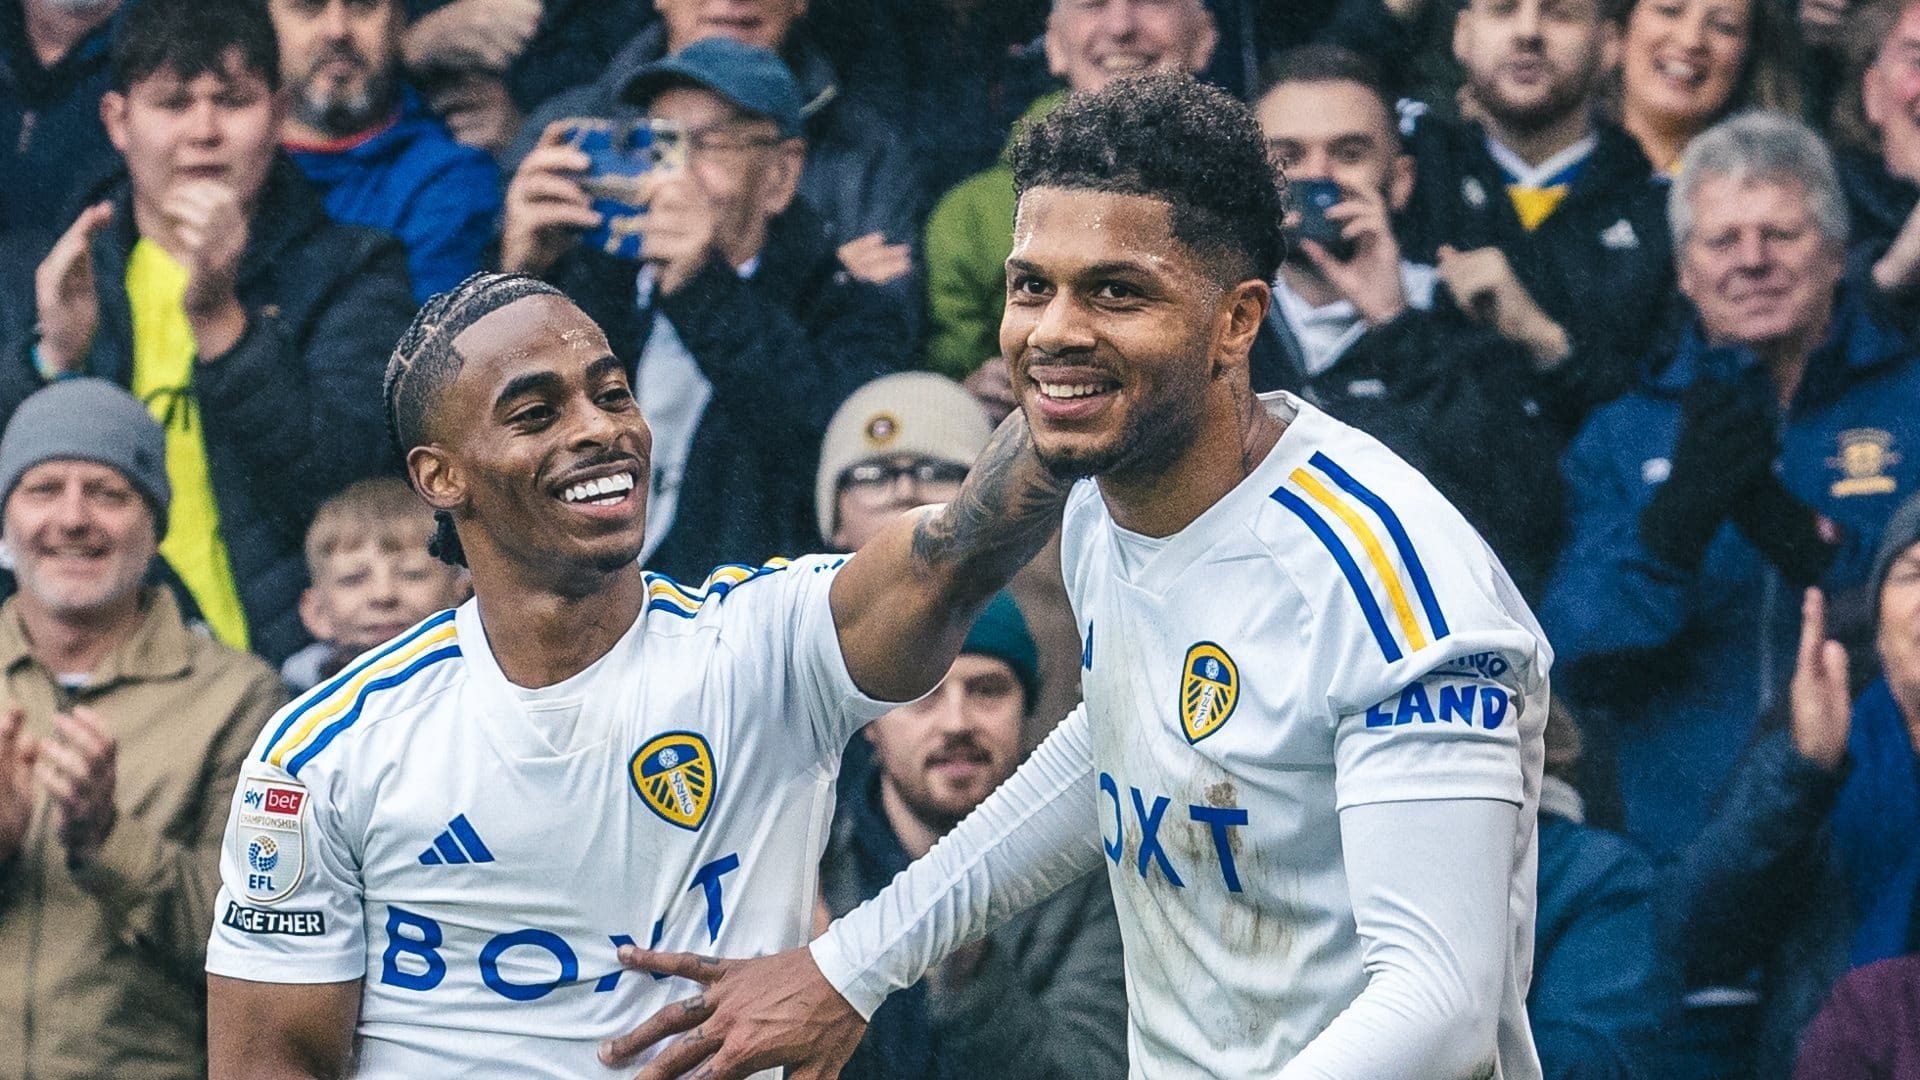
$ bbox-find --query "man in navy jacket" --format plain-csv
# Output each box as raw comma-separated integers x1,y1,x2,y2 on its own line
1544,112,1920,860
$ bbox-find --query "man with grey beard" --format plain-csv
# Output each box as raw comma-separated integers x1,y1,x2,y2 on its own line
0,0,123,254
273,0,500,299
0,379,284,1079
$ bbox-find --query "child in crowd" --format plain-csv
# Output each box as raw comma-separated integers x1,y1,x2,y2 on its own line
283,477,469,692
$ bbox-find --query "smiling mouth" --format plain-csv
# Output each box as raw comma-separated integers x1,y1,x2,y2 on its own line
559,470,637,506
1035,378,1120,401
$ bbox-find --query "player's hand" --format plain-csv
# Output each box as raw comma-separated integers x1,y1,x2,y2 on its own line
639,171,719,297
1872,201,1920,299
163,180,251,357
501,122,598,275
962,356,1017,425
836,232,912,286
33,201,114,374
401,0,542,74
600,945,866,1080
424,71,524,156
1297,185,1408,326
33,706,117,867
0,708,39,865
1789,587,1852,771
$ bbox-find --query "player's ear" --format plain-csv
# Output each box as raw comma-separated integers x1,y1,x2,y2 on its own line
1215,277,1272,374
408,445,463,512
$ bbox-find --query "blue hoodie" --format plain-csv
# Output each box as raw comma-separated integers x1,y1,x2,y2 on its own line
1543,284,1920,857
287,90,499,300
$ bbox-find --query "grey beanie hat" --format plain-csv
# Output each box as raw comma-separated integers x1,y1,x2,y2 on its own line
1871,491,1920,612
0,378,170,533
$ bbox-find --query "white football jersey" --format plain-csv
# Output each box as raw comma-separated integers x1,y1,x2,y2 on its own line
1064,393,1549,1078
206,556,888,1078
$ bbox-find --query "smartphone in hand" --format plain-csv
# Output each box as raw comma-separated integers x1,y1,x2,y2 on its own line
557,117,688,260
1289,179,1354,262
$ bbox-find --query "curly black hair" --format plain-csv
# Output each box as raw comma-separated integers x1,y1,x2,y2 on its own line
1009,73,1286,286
383,271,568,566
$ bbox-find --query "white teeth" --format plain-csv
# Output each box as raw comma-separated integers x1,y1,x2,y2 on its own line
1037,381,1111,400
561,472,635,504
1656,59,1701,82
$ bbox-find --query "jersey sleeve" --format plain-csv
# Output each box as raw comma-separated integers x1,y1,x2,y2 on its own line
1267,447,1551,811
205,722,366,984
812,703,1102,1018
700,555,900,762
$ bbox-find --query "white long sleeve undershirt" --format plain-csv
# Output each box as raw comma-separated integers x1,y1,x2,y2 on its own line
812,706,1523,1077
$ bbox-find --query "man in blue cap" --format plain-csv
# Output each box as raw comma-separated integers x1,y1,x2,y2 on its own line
499,37,910,584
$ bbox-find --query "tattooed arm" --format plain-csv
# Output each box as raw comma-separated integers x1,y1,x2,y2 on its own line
828,408,1076,702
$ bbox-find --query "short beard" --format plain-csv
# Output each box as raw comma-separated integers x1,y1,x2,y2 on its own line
15,553,148,624
293,66,396,139
1029,366,1213,485
1472,65,1599,137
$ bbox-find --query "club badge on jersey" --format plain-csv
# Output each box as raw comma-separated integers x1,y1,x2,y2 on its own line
236,776,307,904
1180,642,1240,744
630,731,717,830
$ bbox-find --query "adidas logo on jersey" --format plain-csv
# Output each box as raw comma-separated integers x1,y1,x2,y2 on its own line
418,814,495,865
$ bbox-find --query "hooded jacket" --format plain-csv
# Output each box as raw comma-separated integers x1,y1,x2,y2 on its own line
0,161,416,663
1542,283,1920,857
287,87,501,301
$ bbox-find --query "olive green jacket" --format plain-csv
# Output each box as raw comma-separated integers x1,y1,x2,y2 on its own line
0,589,284,1080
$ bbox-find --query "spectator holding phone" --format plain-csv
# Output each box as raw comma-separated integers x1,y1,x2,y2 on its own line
500,38,908,581
1253,46,1564,595
507,0,920,290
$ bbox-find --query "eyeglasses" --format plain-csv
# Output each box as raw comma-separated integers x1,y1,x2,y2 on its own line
683,123,786,158
840,460,970,493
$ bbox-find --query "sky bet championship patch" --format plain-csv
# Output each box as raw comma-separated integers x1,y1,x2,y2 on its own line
235,776,307,904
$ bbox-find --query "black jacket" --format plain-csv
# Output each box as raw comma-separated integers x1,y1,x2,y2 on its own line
1837,147,1918,275
0,161,416,663
1398,114,1675,434
1252,293,1565,598
508,21,922,252
0,2,121,256
549,202,910,582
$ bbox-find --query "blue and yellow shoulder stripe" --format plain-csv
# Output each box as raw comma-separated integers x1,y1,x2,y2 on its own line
260,610,463,777
1270,451,1450,663
645,558,791,619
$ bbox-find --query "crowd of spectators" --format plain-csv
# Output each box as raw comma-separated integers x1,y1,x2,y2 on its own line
2,0,1920,1076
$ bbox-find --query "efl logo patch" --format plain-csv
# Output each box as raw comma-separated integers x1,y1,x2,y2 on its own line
235,775,306,904
631,731,717,831
1179,642,1239,744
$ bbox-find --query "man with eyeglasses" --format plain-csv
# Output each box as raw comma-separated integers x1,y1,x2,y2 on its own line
500,38,911,582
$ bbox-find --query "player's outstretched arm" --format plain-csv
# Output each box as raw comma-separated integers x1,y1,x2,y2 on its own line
208,974,360,1079
828,408,1076,702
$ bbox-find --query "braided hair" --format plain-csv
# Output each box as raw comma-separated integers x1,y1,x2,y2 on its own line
384,272,568,567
